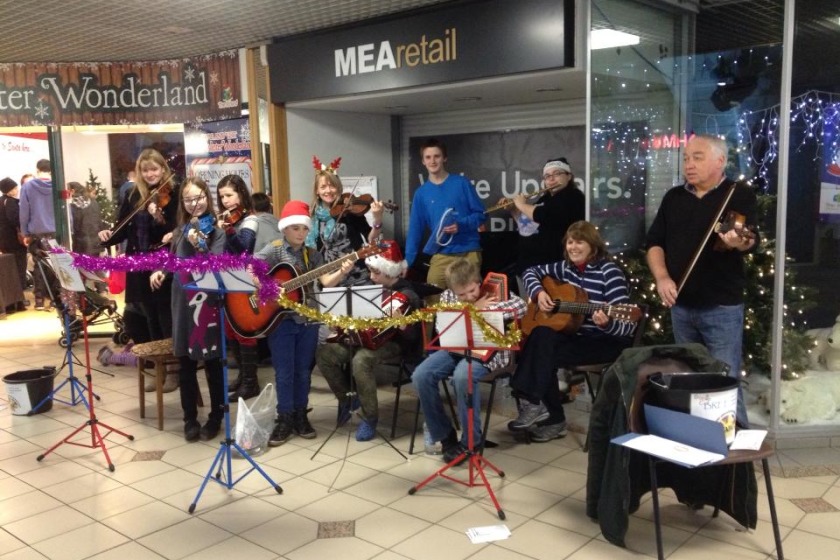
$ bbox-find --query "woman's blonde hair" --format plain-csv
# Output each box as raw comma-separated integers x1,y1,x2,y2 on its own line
133,149,171,208
311,170,343,213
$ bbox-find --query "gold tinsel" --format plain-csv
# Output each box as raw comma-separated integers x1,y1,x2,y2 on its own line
277,294,522,349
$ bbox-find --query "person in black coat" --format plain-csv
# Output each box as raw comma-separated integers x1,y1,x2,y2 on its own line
0,177,28,310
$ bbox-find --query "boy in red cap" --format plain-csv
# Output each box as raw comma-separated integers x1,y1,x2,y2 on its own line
315,240,424,441
255,200,353,445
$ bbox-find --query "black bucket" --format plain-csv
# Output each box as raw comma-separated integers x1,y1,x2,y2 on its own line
3,367,57,415
647,372,738,443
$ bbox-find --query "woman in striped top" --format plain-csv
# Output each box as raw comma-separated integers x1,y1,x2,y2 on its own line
509,220,635,442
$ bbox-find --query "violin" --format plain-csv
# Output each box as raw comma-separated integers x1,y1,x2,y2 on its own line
220,206,247,228
108,174,175,238
330,193,399,218
186,214,215,251
712,210,756,251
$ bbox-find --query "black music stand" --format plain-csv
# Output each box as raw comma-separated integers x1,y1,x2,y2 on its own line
186,269,282,513
35,264,134,471
408,308,517,520
311,285,407,465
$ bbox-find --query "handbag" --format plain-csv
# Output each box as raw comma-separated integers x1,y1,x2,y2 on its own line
107,269,126,294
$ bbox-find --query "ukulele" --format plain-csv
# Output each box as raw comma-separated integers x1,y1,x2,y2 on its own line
225,244,385,338
520,277,641,335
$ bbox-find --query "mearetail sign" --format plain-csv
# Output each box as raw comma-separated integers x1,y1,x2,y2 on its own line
267,0,573,103
0,50,240,127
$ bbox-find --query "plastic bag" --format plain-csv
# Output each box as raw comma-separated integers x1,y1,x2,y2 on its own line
234,383,276,457
108,270,126,294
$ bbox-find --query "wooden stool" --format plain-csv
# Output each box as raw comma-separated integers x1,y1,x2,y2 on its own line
134,339,203,431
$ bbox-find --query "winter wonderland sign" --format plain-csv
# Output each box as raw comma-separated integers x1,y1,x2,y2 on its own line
0,50,240,127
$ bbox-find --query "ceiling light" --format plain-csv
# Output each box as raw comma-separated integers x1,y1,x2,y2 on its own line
591,29,640,50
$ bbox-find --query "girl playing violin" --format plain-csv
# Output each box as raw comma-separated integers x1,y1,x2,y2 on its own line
307,157,384,287
150,177,225,442
215,174,263,401
99,149,179,390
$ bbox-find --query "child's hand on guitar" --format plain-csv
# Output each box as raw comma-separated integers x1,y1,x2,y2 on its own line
537,291,555,312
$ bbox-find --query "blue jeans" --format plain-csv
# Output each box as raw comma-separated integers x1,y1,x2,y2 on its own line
413,350,489,447
671,303,749,427
268,318,319,414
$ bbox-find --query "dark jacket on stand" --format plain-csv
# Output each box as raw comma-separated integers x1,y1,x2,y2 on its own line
585,343,758,547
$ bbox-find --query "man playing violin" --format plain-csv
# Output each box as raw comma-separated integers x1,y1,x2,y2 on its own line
646,134,758,428
315,240,423,441
308,157,385,287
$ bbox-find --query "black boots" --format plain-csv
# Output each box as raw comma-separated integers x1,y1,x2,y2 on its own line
269,412,294,446
293,407,316,439
228,342,261,400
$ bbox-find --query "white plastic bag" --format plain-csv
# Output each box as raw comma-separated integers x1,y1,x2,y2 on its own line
234,383,276,457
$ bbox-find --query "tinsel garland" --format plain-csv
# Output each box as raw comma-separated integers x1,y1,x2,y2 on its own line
59,249,522,348
277,294,523,349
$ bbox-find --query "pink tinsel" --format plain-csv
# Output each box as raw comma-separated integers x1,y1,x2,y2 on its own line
58,249,279,303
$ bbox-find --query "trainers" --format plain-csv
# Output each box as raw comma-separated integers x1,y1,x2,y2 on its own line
507,402,549,431
442,441,468,465
355,417,377,442
292,408,316,439
184,420,201,442
527,420,568,442
269,413,294,446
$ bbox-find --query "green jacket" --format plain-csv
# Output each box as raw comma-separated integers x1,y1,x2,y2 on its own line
585,343,758,547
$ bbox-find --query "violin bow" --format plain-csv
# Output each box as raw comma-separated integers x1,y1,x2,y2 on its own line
108,173,175,240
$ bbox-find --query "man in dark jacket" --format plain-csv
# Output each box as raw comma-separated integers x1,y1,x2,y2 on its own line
0,177,28,310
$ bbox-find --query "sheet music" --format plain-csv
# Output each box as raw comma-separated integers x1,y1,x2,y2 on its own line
314,285,388,318
49,251,85,292
435,310,505,349
316,287,350,315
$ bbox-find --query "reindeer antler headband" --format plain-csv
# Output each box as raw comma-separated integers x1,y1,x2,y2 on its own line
312,156,342,174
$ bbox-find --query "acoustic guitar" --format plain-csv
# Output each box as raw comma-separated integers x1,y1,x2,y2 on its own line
521,277,641,335
225,244,385,338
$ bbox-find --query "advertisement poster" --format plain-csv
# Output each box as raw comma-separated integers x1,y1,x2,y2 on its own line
820,109,840,218
185,117,251,199
0,132,49,183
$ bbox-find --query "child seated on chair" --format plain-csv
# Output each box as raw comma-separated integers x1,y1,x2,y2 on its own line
315,240,424,441
413,258,527,464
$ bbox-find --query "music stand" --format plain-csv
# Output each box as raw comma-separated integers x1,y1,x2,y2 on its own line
186,269,282,513
311,285,407,464
35,263,134,471
408,308,517,520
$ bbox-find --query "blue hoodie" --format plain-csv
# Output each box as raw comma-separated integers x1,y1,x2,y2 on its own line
19,177,56,236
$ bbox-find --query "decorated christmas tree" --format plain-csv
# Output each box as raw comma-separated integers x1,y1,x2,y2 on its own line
615,193,816,379
86,168,116,225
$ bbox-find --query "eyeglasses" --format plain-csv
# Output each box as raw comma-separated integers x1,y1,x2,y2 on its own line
183,195,206,205
543,171,568,181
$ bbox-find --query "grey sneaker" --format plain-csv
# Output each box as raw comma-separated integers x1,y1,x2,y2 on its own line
528,421,568,442
507,402,549,431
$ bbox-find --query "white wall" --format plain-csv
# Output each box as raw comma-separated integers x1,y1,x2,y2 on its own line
286,109,393,202
60,131,113,195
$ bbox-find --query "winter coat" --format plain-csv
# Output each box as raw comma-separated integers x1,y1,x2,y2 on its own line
70,196,106,255
0,195,25,253
19,177,56,236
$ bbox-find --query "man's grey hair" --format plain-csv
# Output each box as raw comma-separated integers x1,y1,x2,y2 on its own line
692,134,728,159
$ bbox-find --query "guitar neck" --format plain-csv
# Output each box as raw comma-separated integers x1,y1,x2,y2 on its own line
554,301,610,316
283,251,359,291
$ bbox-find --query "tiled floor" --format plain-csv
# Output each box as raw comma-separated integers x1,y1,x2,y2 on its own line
0,304,836,559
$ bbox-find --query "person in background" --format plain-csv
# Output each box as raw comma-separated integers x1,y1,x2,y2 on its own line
404,138,485,299
215,174,261,401
255,200,354,446
69,181,106,256
99,149,179,392
307,157,385,287
19,159,56,311
250,192,283,253
20,173,34,187
117,170,137,207
509,221,635,442
413,258,527,463
0,178,28,310
507,157,584,291
150,177,225,442
645,134,758,428
315,240,423,441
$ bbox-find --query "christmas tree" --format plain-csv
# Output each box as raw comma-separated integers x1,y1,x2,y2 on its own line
615,193,816,379
86,168,116,225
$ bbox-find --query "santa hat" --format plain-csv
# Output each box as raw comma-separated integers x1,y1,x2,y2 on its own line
0,177,17,194
543,158,571,175
278,200,312,231
365,240,407,278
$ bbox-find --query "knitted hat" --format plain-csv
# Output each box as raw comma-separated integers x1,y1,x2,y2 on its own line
0,177,17,194
278,200,312,231
543,158,571,175
365,240,407,278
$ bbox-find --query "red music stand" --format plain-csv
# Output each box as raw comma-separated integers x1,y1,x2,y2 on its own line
408,307,518,520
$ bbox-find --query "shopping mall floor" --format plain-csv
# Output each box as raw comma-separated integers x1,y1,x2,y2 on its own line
0,300,836,560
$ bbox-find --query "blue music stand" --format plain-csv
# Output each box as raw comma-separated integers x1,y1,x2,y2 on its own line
187,269,283,513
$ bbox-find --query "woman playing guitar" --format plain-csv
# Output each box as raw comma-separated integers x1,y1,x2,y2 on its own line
508,220,637,443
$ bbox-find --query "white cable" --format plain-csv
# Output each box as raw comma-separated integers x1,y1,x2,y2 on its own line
434,207,456,247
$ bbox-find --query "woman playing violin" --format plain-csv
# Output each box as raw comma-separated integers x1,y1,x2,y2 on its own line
307,157,385,287
99,148,178,348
